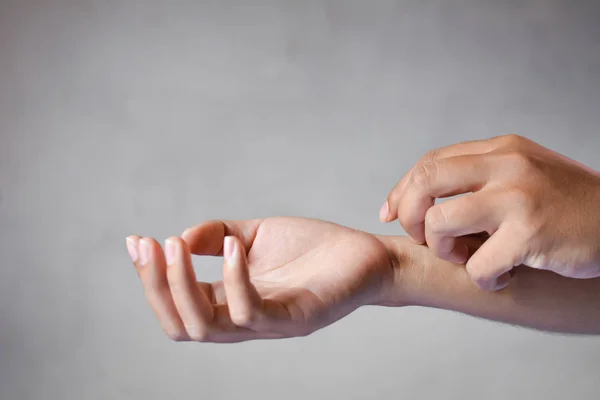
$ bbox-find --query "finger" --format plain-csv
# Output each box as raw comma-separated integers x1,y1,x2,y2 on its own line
394,154,492,243
206,281,226,305
165,236,215,341
380,136,506,223
466,226,524,291
127,236,189,341
222,236,291,331
181,219,263,256
223,235,263,327
420,135,509,162
424,190,507,264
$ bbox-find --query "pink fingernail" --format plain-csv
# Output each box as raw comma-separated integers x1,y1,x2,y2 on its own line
165,239,176,265
126,237,138,262
379,201,389,222
223,236,235,260
139,239,150,265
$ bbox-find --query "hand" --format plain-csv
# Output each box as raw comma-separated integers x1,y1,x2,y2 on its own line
381,134,600,290
125,217,394,343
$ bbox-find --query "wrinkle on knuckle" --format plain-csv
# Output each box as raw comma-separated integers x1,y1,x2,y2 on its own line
422,149,439,162
411,161,438,189
167,275,195,296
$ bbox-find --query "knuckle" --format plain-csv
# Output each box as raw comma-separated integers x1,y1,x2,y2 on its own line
411,161,438,188
501,133,524,147
422,149,439,162
504,150,532,172
167,277,194,296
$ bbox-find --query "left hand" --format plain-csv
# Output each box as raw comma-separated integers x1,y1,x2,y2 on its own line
126,217,394,343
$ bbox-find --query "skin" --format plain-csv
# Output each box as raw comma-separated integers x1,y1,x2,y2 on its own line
381,134,600,291
126,217,600,343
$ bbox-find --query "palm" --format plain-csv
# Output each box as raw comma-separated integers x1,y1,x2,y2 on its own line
245,218,390,325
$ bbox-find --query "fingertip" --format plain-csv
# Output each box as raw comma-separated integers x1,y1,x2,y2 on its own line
139,237,152,265
181,227,194,241
126,236,140,263
164,237,178,265
180,228,199,253
166,235,186,245
379,200,390,222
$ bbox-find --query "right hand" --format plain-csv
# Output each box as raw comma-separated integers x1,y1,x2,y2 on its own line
381,134,600,290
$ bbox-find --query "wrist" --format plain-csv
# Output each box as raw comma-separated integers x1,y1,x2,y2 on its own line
373,234,423,308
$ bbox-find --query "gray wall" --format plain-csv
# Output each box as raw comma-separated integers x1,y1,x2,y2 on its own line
1,1,599,399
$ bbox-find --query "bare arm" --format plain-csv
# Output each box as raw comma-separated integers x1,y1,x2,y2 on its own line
127,217,600,343
378,235,600,334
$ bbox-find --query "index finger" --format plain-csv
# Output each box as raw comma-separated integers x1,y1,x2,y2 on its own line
381,136,504,224
393,154,492,243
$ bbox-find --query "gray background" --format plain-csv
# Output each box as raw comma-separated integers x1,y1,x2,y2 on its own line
1,1,599,399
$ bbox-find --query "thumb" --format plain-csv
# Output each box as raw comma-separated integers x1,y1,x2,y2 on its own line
181,219,263,256
466,227,523,291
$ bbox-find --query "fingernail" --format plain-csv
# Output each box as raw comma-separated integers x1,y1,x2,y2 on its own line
165,239,176,265
450,244,470,264
139,239,150,265
495,272,512,290
379,201,389,222
223,236,235,261
126,237,138,262
461,244,470,261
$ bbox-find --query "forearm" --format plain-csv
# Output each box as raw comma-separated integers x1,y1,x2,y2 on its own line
378,236,600,334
